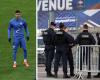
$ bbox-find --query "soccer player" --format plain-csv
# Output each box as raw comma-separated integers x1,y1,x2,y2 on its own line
8,10,30,68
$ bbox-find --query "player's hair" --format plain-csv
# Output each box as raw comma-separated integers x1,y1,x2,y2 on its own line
15,10,21,13
83,24,88,29
59,23,65,29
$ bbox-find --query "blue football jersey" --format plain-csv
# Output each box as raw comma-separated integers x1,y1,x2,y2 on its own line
8,18,29,39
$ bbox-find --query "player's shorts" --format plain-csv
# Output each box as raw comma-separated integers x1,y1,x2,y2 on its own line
13,37,27,50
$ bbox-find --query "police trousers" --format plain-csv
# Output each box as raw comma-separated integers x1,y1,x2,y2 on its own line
44,45,55,74
67,48,74,74
54,46,69,75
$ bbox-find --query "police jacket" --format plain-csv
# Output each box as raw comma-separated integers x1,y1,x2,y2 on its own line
54,30,74,46
76,30,96,45
42,28,55,45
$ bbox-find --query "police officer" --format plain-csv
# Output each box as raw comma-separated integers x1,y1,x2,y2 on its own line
76,24,96,78
42,22,56,77
65,27,75,77
94,33,100,78
54,23,74,78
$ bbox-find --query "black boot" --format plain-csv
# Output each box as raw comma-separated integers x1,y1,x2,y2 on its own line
70,73,75,77
94,73,100,78
54,72,58,78
70,69,74,77
87,72,91,79
63,73,70,78
47,72,54,77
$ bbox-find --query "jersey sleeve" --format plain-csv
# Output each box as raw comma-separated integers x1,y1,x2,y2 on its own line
8,21,13,39
23,20,29,37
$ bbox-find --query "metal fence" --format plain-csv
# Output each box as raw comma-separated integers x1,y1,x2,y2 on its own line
38,45,100,79
75,45,100,79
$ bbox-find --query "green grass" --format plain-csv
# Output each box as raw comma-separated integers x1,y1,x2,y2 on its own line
0,0,36,80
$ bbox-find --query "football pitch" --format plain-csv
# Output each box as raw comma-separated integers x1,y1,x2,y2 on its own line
0,0,36,80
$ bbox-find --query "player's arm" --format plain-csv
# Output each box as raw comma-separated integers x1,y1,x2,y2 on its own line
8,22,13,43
23,20,30,41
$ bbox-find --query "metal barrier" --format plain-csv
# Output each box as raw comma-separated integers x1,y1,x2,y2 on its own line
38,45,100,79
75,45,100,79
37,48,45,66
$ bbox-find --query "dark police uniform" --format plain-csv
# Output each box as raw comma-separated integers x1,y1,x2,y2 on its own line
42,28,55,76
95,33,100,76
54,30,74,78
76,30,96,78
68,44,75,76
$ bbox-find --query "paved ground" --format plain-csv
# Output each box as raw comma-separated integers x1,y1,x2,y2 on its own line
38,67,100,80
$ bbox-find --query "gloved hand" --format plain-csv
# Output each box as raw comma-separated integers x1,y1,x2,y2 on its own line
96,33,99,37
26,36,29,41
8,38,11,43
